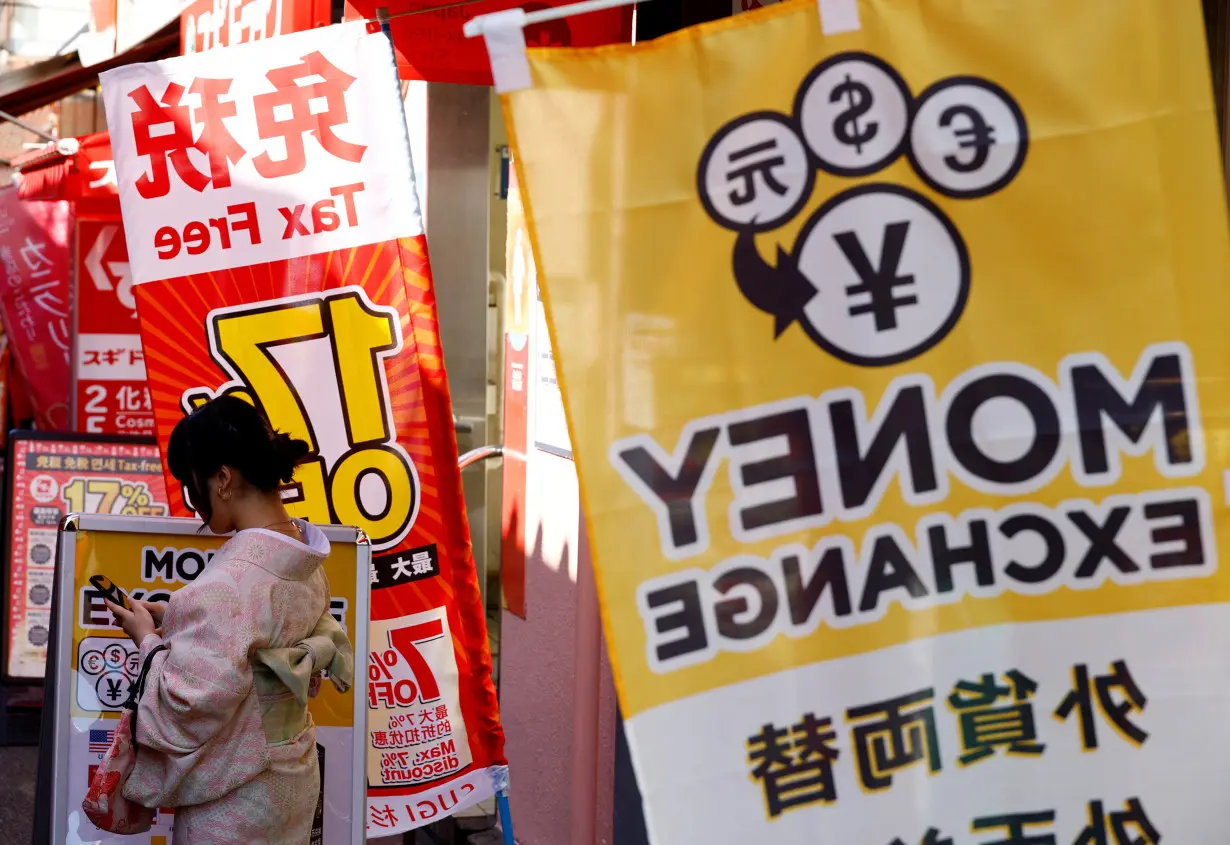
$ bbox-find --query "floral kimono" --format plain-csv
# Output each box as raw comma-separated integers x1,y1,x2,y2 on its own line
122,520,354,845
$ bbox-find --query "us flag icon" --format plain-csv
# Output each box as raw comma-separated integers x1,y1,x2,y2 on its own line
88,729,114,754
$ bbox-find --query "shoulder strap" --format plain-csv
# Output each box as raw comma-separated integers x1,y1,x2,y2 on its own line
124,643,168,746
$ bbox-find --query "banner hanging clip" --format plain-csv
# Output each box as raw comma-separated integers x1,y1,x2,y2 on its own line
465,0,648,94
818,0,860,34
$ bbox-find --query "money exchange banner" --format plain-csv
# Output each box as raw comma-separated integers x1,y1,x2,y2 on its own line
503,0,1230,842
100,21,504,836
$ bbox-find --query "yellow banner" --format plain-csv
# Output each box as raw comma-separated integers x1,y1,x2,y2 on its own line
504,0,1230,841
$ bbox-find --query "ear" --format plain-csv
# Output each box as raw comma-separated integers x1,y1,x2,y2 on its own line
215,466,235,499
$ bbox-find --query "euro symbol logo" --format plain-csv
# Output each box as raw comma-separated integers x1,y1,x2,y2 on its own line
939,104,995,174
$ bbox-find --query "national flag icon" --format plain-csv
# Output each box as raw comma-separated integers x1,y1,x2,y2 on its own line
88,728,114,753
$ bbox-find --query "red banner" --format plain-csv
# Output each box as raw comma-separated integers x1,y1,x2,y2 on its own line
502,166,529,618
74,217,152,436
102,23,505,835
0,189,72,430
345,0,630,85
180,0,332,54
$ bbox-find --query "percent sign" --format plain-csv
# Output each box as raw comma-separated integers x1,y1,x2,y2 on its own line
369,649,401,683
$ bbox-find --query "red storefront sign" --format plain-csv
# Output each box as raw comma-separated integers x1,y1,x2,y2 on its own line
0,190,72,431
344,0,631,85
14,133,119,204
180,0,332,53
74,218,152,436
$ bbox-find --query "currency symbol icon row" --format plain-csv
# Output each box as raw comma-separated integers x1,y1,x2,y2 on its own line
699,50,1029,234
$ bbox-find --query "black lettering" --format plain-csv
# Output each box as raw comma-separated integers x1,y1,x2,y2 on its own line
177,551,206,582
1001,514,1065,584
829,386,937,511
783,546,853,624
1146,497,1204,570
617,429,721,550
143,547,175,582
645,582,708,662
858,535,928,613
1071,353,1191,475
1070,507,1138,578
728,409,823,532
947,374,1060,485
928,520,994,594
713,568,778,640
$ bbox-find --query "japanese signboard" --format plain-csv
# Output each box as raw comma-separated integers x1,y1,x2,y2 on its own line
47,514,369,844
4,433,169,681
181,0,332,54
100,22,505,836
502,0,1230,842
0,190,72,431
99,21,419,285
344,0,629,85
75,217,153,436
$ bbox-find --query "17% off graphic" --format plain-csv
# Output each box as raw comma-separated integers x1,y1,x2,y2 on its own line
367,618,445,709
62,478,167,516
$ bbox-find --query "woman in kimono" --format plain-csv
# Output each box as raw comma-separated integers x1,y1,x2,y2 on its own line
107,395,354,845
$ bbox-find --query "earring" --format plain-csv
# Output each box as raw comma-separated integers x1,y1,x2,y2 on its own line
219,488,231,501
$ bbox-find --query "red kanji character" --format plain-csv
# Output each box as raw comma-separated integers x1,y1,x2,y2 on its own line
369,804,398,828
129,83,200,198
433,704,448,720
421,724,437,740
418,710,435,725
389,729,404,746
406,727,420,744
84,350,102,366
128,348,145,365
438,718,452,735
190,76,245,189
253,52,366,178
372,730,388,748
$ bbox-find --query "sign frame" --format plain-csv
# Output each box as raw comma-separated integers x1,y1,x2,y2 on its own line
1,430,164,684
46,513,371,845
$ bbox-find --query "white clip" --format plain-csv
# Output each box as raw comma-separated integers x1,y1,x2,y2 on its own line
817,0,860,34
465,8,532,94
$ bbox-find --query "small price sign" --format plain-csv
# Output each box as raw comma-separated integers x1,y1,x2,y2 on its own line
183,286,419,550
62,478,167,517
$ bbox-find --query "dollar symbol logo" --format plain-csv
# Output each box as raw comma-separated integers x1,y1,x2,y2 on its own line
830,73,878,155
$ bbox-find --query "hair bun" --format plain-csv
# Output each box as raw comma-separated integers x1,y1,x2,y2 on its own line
269,432,311,483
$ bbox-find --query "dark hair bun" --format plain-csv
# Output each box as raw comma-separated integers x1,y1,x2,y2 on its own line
168,395,313,495
269,432,311,484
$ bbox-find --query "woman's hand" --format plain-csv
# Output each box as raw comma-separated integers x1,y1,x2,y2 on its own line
106,599,158,647
138,600,167,627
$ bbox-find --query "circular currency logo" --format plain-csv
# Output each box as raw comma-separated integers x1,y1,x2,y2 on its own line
908,76,1029,198
698,112,815,233
794,52,912,177
794,184,969,366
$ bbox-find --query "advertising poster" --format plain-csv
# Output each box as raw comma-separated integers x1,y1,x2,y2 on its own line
4,434,168,681
74,217,153,437
62,522,363,844
0,189,72,430
502,0,1230,842
502,165,529,618
100,21,504,835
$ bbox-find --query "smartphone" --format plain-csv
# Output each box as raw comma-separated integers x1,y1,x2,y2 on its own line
89,575,130,611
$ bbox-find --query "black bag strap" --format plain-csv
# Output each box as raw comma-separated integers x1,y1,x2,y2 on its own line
123,644,168,747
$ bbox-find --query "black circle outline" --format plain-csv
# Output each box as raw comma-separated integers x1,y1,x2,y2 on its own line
792,183,971,368
906,75,1029,199
81,649,105,676
696,110,816,234
792,50,914,178
353,465,394,523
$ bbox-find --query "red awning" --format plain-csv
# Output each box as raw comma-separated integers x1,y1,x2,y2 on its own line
0,20,179,118
13,132,117,203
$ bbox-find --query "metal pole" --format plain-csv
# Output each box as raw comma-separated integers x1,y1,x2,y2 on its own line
0,108,55,144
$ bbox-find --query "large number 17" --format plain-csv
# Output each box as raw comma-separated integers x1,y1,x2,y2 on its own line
184,287,420,549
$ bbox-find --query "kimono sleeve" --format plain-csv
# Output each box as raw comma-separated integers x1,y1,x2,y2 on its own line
124,579,270,807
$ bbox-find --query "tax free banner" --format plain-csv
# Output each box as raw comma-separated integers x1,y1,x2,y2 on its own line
502,0,1230,842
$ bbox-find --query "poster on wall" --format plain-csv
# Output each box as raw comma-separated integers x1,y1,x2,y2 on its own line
74,217,154,436
502,0,1230,842
99,21,505,835
48,515,369,845
0,189,72,431
3,432,168,682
